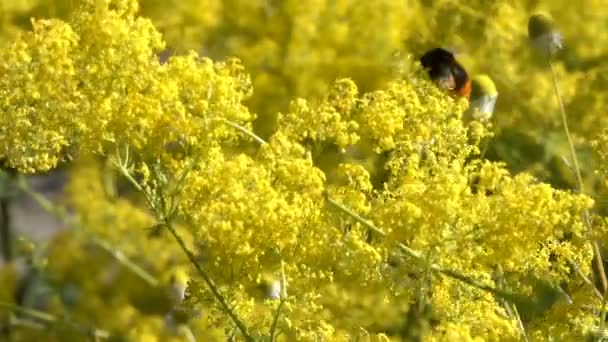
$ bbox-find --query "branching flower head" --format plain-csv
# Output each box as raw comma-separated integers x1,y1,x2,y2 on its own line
0,0,253,172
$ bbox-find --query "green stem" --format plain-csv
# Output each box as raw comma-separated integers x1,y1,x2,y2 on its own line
112,150,254,340
0,302,56,323
599,289,608,334
269,300,285,342
280,260,288,298
326,196,521,301
512,304,529,342
0,301,110,339
548,60,608,294
113,164,143,192
570,260,603,299
223,120,522,301
223,119,268,146
16,176,160,289
90,237,159,288
16,176,66,219
164,221,255,342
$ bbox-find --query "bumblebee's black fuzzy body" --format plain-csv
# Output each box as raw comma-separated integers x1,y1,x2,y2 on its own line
420,48,471,98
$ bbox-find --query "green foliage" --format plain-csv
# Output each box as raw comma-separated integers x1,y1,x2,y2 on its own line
0,0,607,341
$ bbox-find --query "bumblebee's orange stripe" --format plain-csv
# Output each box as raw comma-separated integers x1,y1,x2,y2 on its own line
457,79,472,100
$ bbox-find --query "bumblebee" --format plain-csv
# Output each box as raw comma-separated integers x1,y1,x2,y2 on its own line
420,47,471,99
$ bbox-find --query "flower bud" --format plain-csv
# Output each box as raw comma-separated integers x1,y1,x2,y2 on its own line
464,74,498,122
528,12,563,57
257,273,282,300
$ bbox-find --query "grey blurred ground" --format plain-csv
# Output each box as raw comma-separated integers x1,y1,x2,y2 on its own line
3,172,66,261
14,173,65,241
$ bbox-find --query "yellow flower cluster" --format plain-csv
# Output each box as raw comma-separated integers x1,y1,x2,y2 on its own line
0,0,252,172
0,0,607,341
3,1,607,185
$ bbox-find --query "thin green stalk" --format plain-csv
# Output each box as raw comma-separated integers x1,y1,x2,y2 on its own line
325,197,388,239
16,176,67,218
16,176,160,289
111,146,143,192
549,61,584,192
495,265,529,342
570,260,603,299
90,237,159,287
112,148,254,340
269,300,285,342
223,120,523,301
178,325,197,342
119,169,143,192
164,221,255,342
223,119,268,146
280,260,288,298
325,196,521,301
511,304,529,342
0,302,56,324
269,260,288,341
599,288,608,334
0,301,110,339
548,60,608,293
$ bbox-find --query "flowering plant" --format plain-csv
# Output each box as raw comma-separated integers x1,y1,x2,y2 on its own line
0,0,607,341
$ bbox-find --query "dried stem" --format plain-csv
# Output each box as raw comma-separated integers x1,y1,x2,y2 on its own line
548,60,608,294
